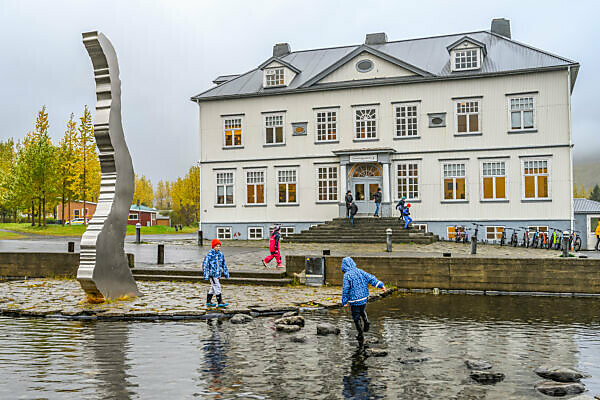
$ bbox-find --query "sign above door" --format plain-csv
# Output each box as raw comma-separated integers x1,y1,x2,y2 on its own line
349,154,377,163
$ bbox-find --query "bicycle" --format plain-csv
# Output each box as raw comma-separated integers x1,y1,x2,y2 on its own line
499,228,506,246
520,227,530,248
568,230,582,252
506,228,519,247
539,230,549,249
453,225,468,244
549,228,561,250
530,228,540,248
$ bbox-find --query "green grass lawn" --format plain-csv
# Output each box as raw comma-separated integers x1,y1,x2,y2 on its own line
0,230,26,239
0,223,197,237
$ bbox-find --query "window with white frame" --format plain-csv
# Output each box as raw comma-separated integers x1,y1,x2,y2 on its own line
447,226,466,240
443,163,466,200
216,171,234,205
248,227,263,240
509,97,535,130
397,162,419,200
246,170,265,204
317,167,337,201
522,159,549,199
223,117,242,147
354,107,377,139
454,49,479,70
394,104,418,137
265,114,284,145
74,209,80,217
456,100,480,134
316,110,337,142
280,226,295,237
217,227,232,239
128,213,138,220
265,68,284,87
277,169,297,203
528,226,548,234
481,161,506,200
486,226,504,242
413,224,427,232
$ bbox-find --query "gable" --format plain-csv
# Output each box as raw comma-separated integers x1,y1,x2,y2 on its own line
317,52,417,84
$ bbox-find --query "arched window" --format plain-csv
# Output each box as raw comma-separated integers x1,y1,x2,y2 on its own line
352,163,381,177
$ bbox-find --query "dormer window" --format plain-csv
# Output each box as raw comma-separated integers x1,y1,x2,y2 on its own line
265,68,285,87
454,49,479,70
446,36,486,73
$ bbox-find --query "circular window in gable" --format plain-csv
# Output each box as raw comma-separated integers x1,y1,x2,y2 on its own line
356,59,374,73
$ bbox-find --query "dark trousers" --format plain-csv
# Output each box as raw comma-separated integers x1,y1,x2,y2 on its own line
346,205,351,217
350,304,369,332
596,236,600,251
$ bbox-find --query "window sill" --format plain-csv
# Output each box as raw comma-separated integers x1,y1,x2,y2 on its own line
264,85,286,89
315,201,338,204
214,204,236,208
263,143,286,147
314,140,339,145
440,200,469,204
353,138,379,142
508,129,537,134
521,198,552,203
275,203,300,207
480,199,509,203
393,136,420,140
454,132,482,137
222,146,244,150
244,204,267,207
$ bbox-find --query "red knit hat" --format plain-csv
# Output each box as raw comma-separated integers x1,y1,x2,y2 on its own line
406,203,411,207
211,239,221,248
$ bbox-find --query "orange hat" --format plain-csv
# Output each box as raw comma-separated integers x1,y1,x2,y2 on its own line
211,239,221,248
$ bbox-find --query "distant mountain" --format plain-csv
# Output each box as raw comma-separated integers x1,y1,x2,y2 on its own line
574,157,600,192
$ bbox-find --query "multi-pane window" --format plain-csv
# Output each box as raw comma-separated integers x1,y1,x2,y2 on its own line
454,49,478,70
128,213,138,220
395,104,418,137
523,160,549,199
443,163,466,200
317,167,337,201
447,226,466,240
216,172,234,205
316,110,337,142
528,226,548,234
355,108,377,139
74,209,80,217
456,101,480,134
413,224,427,232
482,161,506,200
248,227,263,240
397,163,419,200
217,227,232,239
265,68,284,87
265,114,284,144
278,169,297,203
486,226,505,241
223,118,242,147
246,170,265,204
280,227,295,237
510,97,534,130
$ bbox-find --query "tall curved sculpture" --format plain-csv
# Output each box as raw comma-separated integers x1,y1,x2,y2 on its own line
77,31,141,300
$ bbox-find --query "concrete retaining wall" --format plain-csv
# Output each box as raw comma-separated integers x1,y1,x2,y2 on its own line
286,255,600,294
0,253,134,279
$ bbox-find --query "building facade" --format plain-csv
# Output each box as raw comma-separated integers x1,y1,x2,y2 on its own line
191,19,579,241
127,205,158,226
56,200,97,223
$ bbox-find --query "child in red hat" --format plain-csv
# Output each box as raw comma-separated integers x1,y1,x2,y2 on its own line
202,238,230,307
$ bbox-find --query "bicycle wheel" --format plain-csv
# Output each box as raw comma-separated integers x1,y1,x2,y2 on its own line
574,236,582,252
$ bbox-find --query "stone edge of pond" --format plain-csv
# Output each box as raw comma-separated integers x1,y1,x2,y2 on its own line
0,287,398,322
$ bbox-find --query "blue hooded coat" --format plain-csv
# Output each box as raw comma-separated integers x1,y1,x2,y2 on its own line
202,249,230,280
341,257,383,306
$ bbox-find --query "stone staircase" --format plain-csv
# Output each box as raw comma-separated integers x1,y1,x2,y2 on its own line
285,217,438,244
131,268,293,286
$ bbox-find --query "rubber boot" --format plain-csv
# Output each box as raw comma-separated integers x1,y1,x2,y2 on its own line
362,313,370,333
206,293,215,307
354,319,364,342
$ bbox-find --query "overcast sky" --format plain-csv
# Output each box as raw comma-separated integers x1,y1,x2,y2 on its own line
1,0,598,185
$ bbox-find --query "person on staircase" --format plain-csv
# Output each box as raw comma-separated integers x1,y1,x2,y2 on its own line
373,187,382,218
345,190,353,218
402,203,413,229
263,225,284,268
202,239,230,308
395,196,406,223
349,201,358,226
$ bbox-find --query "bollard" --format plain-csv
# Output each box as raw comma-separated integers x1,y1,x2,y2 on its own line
157,244,164,264
386,228,392,252
136,222,141,244
127,253,135,269
471,235,477,254
68,241,75,253
197,230,203,246
562,231,570,257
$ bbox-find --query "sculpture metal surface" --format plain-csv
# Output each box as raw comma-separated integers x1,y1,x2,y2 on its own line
77,31,141,299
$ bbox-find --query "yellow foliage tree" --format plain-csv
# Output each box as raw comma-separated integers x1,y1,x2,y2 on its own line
133,174,154,207
154,180,171,209
73,105,101,222
57,114,78,224
170,164,200,225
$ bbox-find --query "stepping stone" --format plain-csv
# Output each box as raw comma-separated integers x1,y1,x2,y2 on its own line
534,381,585,396
274,316,305,327
283,310,299,317
465,359,493,370
406,346,428,353
470,371,505,384
276,324,301,333
365,348,388,357
399,356,431,364
316,323,340,335
230,314,253,324
364,337,380,345
535,365,583,382
290,336,307,343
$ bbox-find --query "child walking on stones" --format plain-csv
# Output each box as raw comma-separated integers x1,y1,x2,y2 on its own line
202,239,230,308
263,225,284,268
341,257,385,341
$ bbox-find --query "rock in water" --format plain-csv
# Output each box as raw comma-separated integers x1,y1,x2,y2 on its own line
274,315,305,327
465,359,493,370
470,371,505,384
364,337,380,345
290,336,307,343
534,381,585,396
276,324,301,333
230,314,253,324
406,346,428,353
365,348,388,357
282,310,299,318
399,357,431,364
534,366,583,382
316,323,340,335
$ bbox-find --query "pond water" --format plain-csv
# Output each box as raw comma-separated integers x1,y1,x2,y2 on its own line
1,294,599,399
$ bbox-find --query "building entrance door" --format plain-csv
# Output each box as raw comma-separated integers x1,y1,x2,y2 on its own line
349,163,383,215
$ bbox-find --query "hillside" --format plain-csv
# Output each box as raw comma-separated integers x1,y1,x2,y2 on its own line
574,157,600,192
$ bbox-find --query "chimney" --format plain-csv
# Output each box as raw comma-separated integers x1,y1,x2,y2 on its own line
273,43,291,57
365,32,388,45
491,18,511,39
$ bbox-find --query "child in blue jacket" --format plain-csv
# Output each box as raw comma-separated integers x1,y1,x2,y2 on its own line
402,203,413,229
202,239,230,307
341,257,385,341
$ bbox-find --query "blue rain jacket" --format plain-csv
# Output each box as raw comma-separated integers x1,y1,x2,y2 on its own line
202,249,230,280
341,257,383,306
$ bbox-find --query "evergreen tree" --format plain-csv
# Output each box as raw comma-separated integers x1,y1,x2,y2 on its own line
590,184,600,202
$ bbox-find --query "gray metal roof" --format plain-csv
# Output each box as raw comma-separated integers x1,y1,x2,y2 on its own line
192,30,578,101
574,198,600,214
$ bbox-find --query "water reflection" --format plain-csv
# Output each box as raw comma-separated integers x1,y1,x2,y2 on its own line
201,319,228,397
342,343,384,400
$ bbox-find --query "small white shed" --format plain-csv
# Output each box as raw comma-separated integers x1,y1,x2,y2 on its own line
573,198,600,250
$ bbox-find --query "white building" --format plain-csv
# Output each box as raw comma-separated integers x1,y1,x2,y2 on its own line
191,19,579,241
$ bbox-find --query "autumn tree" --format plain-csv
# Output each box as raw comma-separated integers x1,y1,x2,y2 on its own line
73,106,100,223
133,174,154,207
0,139,17,222
170,164,200,225
154,180,171,209
57,114,78,224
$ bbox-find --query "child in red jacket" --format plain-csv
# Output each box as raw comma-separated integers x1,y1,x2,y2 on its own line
262,225,283,268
